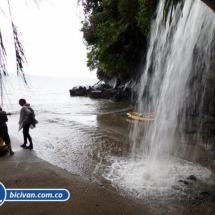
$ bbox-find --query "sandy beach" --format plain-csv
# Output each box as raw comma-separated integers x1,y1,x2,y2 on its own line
0,136,154,215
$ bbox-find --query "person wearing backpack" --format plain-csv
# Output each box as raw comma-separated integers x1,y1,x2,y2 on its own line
19,98,38,149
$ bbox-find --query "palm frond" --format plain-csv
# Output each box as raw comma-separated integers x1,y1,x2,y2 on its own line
0,30,7,105
0,30,7,76
12,23,27,78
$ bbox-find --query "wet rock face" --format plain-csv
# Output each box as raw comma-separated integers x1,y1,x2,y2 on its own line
69,81,134,102
202,0,215,12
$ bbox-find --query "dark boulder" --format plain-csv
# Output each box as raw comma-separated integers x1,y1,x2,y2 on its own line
187,175,197,181
69,79,135,102
101,88,118,99
69,86,92,96
90,90,102,99
111,92,122,102
93,83,111,91
111,88,132,102
178,180,189,185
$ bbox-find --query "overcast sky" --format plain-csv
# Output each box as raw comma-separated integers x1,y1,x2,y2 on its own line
0,0,97,79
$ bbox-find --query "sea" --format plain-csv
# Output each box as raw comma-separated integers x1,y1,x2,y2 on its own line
1,74,133,182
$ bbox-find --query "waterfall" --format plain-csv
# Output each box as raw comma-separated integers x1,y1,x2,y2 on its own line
132,0,215,179
104,0,215,197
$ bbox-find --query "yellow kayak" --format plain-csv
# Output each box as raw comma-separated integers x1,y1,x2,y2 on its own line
127,111,155,121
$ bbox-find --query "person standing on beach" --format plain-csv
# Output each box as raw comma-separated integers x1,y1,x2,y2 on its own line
0,107,14,155
19,99,38,149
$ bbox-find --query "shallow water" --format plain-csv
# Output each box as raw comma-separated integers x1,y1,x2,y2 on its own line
3,74,133,179
2,75,215,215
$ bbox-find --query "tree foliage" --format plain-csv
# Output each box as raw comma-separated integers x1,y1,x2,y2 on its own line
80,0,159,81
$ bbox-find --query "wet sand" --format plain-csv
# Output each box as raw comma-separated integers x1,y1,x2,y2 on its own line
0,136,154,215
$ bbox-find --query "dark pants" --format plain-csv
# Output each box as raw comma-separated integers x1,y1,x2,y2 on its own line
0,126,11,145
23,123,33,146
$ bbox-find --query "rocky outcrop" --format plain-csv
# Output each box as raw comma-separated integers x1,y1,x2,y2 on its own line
69,86,92,96
90,90,102,99
69,80,136,102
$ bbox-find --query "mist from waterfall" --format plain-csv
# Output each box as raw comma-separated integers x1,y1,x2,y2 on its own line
104,0,215,197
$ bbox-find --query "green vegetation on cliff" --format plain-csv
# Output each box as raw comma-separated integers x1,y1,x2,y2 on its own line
81,0,215,81
80,0,158,81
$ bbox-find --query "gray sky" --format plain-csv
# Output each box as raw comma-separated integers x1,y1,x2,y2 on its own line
1,0,97,79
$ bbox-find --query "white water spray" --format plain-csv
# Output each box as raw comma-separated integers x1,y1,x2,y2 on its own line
104,0,215,196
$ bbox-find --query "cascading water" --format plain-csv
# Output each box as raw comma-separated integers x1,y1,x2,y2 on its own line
104,0,215,197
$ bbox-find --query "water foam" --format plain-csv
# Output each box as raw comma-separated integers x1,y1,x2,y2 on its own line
103,156,211,197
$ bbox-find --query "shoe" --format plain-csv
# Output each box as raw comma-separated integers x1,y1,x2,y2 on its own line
26,145,33,150
20,144,27,148
10,151,15,156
